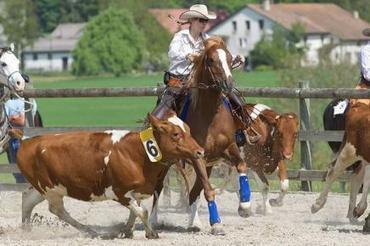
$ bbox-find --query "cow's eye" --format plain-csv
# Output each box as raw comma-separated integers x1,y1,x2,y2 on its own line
1,63,6,67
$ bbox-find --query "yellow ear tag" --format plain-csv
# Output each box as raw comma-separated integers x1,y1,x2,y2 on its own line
140,127,162,162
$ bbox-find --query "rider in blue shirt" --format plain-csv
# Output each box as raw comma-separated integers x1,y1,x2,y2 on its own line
5,98,27,183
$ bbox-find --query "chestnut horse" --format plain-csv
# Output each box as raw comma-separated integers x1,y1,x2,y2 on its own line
151,37,252,235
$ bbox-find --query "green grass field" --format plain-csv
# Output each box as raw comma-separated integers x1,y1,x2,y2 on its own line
31,70,282,127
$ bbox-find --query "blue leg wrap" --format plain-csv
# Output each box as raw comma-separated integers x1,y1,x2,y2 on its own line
239,175,251,202
208,200,221,225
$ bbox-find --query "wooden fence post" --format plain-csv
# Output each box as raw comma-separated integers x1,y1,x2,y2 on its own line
299,81,313,191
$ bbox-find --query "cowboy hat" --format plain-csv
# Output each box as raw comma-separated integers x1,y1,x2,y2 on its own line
179,4,217,21
363,27,370,37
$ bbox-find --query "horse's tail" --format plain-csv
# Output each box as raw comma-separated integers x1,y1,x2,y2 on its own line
33,110,43,127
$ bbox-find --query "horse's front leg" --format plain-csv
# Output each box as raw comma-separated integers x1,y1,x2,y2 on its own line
252,170,272,215
226,143,252,218
190,159,224,235
270,160,288,207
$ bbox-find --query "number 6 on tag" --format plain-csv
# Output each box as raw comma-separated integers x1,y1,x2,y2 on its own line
140,128,162,162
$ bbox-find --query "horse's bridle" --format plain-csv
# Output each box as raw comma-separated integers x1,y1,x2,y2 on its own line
200,53,234,93
0,49,25,100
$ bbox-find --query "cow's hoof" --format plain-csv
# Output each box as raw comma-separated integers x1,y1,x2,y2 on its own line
210,223,225,236
269,198,283,207
145,230,159,239
238,205,252,218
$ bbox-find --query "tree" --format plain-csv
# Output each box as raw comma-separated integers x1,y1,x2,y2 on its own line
98,0,172,71
72,8,145,76
33,0,99,33
0,0,39,58
32,0,61,33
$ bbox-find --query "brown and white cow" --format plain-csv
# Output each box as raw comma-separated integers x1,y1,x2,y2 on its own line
17,113,204,239
311,98,370,233
242,103,299,214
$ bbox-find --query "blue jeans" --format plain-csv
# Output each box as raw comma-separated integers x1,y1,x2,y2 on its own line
7,138,27,183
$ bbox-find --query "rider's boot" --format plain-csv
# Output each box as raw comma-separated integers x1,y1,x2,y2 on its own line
227,89,260,145
152,87,181,119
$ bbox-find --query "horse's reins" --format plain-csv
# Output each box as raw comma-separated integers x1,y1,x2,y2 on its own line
201,52,263,143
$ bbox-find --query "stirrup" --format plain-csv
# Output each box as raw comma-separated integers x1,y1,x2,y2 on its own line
244,127,261,145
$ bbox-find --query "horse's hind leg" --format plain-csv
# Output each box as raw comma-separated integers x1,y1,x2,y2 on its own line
22,187,45,227
149,167,170,227
188,174,205,230
46,192,98,238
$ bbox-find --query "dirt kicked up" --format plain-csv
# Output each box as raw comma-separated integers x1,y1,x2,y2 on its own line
0,190,369,246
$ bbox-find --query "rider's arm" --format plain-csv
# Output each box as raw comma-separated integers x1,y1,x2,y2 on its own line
361,44,370,81
168,33,188,62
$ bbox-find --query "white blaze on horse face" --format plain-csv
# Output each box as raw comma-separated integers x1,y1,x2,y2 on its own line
0,51,25,92
216,49,232,79
168,115,186,132
250,104,271,120
104,130,130,144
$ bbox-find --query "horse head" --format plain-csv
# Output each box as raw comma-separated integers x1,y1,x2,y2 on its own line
0,45,26,94
192,37,234,93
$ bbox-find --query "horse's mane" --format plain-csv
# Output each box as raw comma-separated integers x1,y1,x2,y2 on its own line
188,36,227,88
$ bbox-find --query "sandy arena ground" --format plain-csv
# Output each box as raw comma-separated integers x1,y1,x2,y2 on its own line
0,190,369,246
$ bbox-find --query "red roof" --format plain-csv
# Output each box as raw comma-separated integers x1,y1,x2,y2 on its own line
248,3,370,40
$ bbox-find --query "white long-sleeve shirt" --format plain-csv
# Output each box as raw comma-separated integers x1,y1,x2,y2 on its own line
360,41,370,81
168,29,209,75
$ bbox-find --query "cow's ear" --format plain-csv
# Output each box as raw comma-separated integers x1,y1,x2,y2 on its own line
265,114,280,125
148,113,167,133
148,113,160,128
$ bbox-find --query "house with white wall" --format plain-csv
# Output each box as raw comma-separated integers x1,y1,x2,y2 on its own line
208,1,370,66
23,23,85,72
